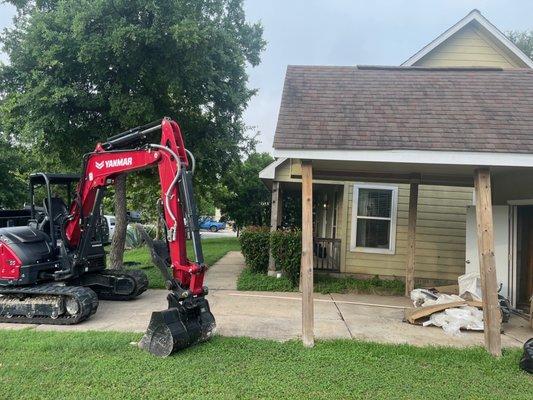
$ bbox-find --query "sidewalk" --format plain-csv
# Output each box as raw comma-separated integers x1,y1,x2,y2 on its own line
204,251,244,290
1,251,530,348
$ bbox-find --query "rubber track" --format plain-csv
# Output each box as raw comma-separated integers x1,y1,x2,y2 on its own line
94,269,149,301
0,284,98,325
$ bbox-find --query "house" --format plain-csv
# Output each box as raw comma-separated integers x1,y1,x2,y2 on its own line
260,9,533,315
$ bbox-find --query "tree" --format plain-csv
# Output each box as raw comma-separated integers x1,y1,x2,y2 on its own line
109,174,127,268
1,0,265,265
507,30,533,60
0,139,29,209
217,152,273,229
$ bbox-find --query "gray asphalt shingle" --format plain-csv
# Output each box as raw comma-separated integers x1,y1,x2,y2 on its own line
273,65,533,153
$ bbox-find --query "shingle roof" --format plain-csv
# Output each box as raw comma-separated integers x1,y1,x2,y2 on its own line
273,65,533,153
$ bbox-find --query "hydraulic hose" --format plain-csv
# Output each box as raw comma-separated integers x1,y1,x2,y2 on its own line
185,149,196,174
149,144,183,241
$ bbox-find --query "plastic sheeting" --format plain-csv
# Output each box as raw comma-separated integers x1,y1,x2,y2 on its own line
422,306,484,336
458,272,482,301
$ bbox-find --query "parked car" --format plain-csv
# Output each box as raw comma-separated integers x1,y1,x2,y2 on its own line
103,215,116,241
127,210,142,222
199,217,226,232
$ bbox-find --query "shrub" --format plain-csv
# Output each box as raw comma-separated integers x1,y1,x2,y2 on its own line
270,229,301,285
239,226,270,273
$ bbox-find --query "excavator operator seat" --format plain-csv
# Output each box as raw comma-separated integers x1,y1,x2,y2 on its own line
39,196,68,240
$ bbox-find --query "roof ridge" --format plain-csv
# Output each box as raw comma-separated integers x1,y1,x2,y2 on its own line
357,65,503,72
287,65,533,73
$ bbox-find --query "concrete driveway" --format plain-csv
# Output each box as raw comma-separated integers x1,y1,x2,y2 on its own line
1,251,531,348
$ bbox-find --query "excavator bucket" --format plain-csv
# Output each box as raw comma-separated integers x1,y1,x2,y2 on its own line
138,297,216,357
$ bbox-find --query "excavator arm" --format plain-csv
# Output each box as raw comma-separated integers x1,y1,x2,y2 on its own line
64,118,215,355
64,118,205,296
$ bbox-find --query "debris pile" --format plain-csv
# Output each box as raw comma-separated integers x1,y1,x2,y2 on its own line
404,273,485,336
423,306,484,335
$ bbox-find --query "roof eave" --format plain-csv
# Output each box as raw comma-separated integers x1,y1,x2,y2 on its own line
258,157,288,181
272,148,533,168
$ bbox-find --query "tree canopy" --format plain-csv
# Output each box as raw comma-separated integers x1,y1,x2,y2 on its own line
508,30,533,61
216,151,273,228
0,140,28,208
0,0,265,215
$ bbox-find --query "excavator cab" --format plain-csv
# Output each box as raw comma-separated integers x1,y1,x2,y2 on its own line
28,173,80,246
29,172,112,250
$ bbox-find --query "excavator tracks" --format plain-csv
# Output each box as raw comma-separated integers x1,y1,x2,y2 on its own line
0,284,98,325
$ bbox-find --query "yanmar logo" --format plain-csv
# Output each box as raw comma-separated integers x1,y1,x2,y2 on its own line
94,157,133,170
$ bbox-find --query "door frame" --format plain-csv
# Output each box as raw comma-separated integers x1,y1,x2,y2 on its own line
507,199,533,307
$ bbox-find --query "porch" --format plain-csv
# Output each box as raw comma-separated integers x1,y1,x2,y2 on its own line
267,180,343,273
264,156,533,356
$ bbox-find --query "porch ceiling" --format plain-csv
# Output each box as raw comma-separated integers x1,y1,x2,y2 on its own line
309,159,533,188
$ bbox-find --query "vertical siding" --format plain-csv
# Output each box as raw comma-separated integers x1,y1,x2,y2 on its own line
414,24,522,68
344,184,472,281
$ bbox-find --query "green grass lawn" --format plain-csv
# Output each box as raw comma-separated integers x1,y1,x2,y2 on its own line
237,268,405,295
237,267,295,291
0,330,530,399
123,237,240,288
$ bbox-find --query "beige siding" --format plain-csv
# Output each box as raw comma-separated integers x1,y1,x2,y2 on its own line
414,24,523,68
275,159,292,181
343,184,472,282
272,157,473,282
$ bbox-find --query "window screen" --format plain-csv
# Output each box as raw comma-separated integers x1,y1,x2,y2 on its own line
351,186,397,253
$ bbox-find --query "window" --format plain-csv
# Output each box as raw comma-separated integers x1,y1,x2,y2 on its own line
350,184,398,254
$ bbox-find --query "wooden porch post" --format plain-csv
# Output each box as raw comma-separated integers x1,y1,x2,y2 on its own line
405,182,419,296
268,181,282,276
301,161,314,347
473,168,502,357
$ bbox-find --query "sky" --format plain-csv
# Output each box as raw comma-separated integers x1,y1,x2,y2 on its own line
1,1,533,153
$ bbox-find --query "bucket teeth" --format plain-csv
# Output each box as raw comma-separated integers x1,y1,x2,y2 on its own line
139,298,215,357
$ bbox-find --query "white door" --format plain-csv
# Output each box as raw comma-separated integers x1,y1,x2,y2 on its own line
465,205,511,300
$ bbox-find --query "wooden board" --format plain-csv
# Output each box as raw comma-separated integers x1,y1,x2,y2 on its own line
474,169,502,356
530,297,533,329
405,182,418,296
268,181,281,274
300,161,314,347
404,300,483,325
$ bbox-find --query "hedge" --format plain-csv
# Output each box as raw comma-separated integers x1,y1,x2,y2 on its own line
270,229,301,285
239,226,270,273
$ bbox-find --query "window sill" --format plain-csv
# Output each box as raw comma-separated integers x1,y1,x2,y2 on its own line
349,246,396,255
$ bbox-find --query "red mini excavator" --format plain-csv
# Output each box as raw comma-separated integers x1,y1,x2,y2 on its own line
0,118,215,356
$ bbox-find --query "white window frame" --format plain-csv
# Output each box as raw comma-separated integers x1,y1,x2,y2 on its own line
350,183,398,255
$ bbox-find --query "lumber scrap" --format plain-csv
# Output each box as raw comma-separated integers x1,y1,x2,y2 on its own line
404,300,483,325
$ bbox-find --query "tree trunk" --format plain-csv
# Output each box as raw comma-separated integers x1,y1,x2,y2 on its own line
109,174,127,270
